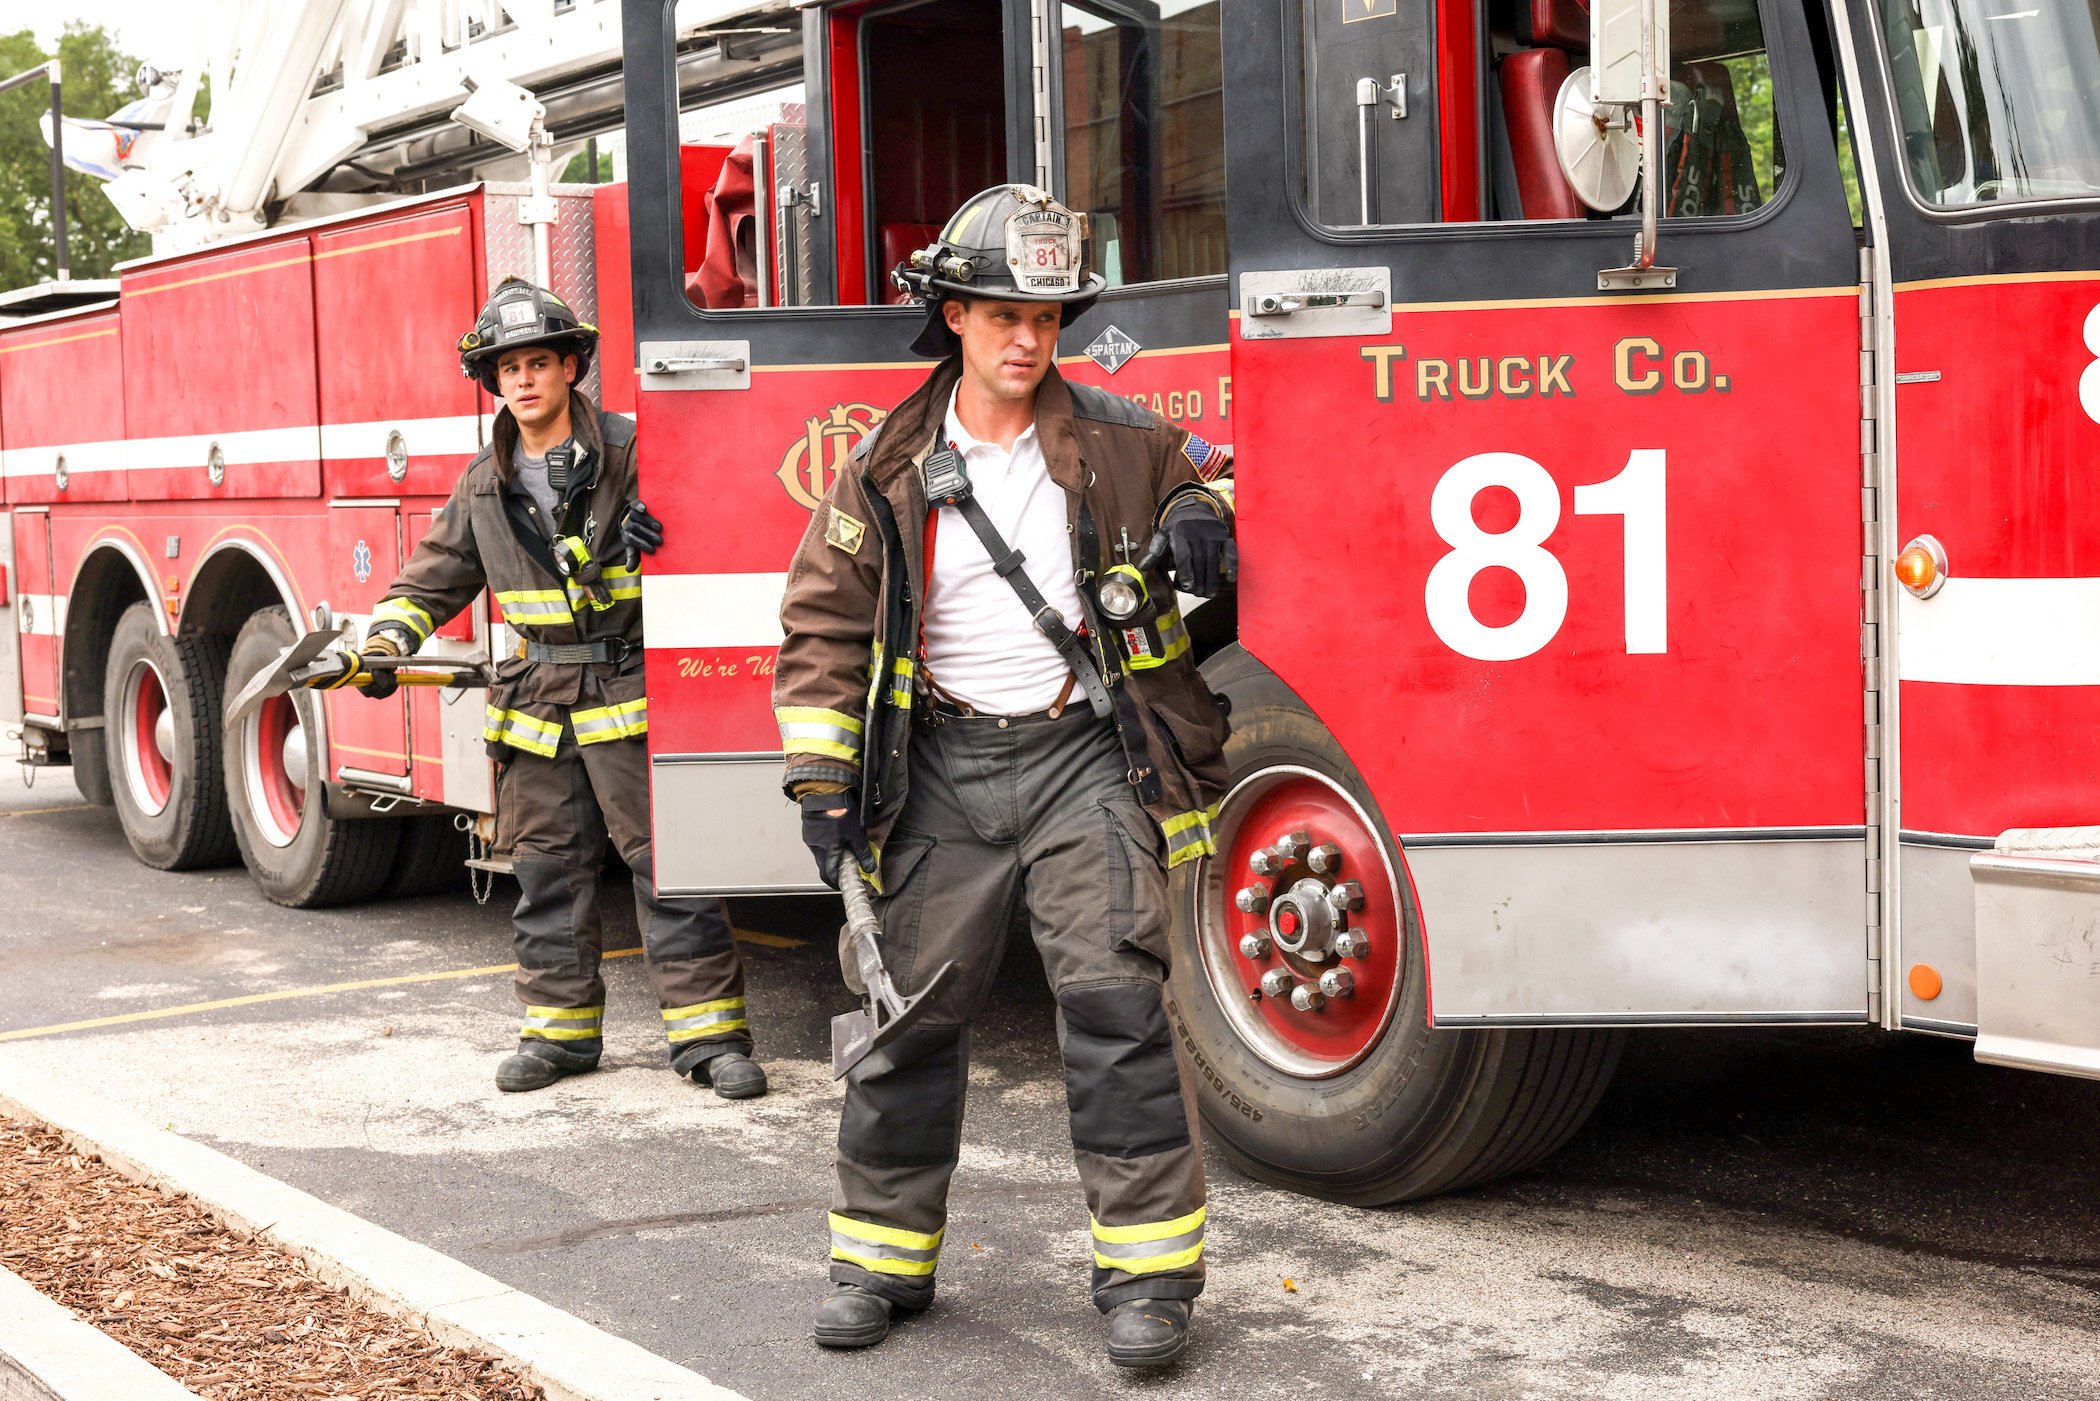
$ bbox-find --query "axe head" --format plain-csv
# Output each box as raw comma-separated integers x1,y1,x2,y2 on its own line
223,625,347,726
830,959,958,1079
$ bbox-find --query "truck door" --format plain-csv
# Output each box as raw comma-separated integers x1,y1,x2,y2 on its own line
1838,0,2100,1071
623,0,1232,895
1221,0,1871,1022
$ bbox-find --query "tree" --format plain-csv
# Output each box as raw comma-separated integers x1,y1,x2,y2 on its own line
0,23,151,290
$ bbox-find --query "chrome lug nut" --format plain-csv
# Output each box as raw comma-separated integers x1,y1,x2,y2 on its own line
1319,967,1356,999
1307,842,1342,875
1273,831,1311,861
1290,982,1325,1012
1333,929,1371,960
1239,932,1273,960
1329,880,1364,913
1234,884,1270,914
1250,847,1288,877
1259,968,1296,999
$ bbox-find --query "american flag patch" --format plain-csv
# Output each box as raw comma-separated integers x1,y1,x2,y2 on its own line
1181,433,1228,481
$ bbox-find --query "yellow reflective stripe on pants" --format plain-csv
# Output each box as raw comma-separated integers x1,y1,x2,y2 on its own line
572,698,648,744
777,706,864,763
828,1213,942,1277
484,706,562,758
373,596,435,642
521,1004,604,1041
495,589,574,627
1162,801,1223,869
1091,1206,1206,1274
662,997,748,1043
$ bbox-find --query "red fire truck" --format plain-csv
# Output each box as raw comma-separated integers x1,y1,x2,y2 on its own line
2,0,2095,1202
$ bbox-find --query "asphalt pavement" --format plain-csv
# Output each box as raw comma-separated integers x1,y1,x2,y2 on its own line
2,761,2097,1400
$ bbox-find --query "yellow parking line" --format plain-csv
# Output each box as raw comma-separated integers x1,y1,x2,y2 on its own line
0,927,803,1044
3,805,98,818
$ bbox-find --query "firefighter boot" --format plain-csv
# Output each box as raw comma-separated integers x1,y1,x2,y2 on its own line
1106,1298,1192,1368
813,1284,894,1349
687,1048,768,1100
495,1039,599,1093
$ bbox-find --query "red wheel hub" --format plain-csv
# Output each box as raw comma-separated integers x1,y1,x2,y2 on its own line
1213,773,1404,1072
128,664,172,811
253,694,305,840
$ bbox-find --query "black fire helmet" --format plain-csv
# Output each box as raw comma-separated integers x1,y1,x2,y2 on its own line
458,276,599,393
892,184,1107,358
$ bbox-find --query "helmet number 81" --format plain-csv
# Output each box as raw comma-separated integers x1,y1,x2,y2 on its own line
1424,450,1666,660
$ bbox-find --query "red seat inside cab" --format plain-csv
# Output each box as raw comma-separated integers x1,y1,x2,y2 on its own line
1498,0,1589,220
878,223,943,305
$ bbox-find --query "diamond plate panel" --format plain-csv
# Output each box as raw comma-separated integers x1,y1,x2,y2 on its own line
482,182,604,402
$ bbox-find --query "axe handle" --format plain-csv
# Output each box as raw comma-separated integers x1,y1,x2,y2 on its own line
840,868,902,1011
341,670,488,691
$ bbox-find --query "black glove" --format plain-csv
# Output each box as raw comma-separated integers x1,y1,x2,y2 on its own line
800,790,873,890
356,663,399,701
620,500,665,556
1150,499,1237,598
355,628,410,699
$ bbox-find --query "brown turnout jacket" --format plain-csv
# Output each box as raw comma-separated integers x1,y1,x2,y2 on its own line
773,361,1235,874
371,396,648,757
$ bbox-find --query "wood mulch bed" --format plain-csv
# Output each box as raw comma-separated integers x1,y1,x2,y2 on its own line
0,1117,542,1399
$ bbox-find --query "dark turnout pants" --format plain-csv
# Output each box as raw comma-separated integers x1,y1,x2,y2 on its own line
497,730,749,1071
828,705,1206,1313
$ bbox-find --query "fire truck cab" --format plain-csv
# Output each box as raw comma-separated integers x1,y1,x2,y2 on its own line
623,0,2100,1201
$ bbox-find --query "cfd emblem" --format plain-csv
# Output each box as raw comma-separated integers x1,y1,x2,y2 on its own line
778,403,888,511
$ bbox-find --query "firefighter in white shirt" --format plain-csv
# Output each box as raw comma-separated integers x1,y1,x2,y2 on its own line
772,186,1238,1367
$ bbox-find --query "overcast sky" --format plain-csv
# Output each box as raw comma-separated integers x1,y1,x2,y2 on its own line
30,2,192,69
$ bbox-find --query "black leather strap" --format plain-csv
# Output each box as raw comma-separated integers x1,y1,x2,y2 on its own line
519,637,631,665
948,491,1113,720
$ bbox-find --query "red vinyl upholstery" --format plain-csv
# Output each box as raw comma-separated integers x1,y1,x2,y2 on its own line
1518,0,1590,51
1499,47,1585,220
877,223,943,304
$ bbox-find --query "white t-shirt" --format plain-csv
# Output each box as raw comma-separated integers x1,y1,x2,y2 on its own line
917,387,1085,714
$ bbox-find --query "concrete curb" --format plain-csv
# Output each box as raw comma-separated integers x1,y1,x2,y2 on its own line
0,1066,744,1401
0,1264,198,1401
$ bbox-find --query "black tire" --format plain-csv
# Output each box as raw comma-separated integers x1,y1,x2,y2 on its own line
69,731,114,806
102,603,238,870
384,813,470,898
223,608,400,907
1164,646,1622,1205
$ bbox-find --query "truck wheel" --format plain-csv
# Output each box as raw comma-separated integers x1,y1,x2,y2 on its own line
223,608,399,907
384,813,469,897
102,603,238,870
1165,646,1622,1205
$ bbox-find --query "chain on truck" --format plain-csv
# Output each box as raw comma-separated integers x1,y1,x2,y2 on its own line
0,0,2095,1203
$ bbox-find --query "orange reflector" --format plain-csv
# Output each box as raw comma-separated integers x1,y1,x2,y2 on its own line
1907,963,1943,1001
1894,545,1938,593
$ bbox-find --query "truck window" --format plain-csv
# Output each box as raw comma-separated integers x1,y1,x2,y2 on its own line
1300,0,1788,227
679,0,1009,310
862,0,1010,303
1059,0,1228,285
1874,0,2100,209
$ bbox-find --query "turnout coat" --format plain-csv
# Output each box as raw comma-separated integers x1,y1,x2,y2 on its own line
773,360,1237,877
371,396,649,757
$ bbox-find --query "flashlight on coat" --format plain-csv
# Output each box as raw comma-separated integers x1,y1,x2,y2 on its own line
1096,530,1171,623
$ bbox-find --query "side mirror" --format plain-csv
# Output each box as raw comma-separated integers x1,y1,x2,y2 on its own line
1583,0,1675,289
1552,67,1640,213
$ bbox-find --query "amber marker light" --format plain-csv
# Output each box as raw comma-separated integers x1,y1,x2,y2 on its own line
1908,963,1943,1001
1895,534,1948,599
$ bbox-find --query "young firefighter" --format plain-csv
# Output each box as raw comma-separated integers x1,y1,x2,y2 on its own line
773,187,1239,1366
328,277,767,1100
